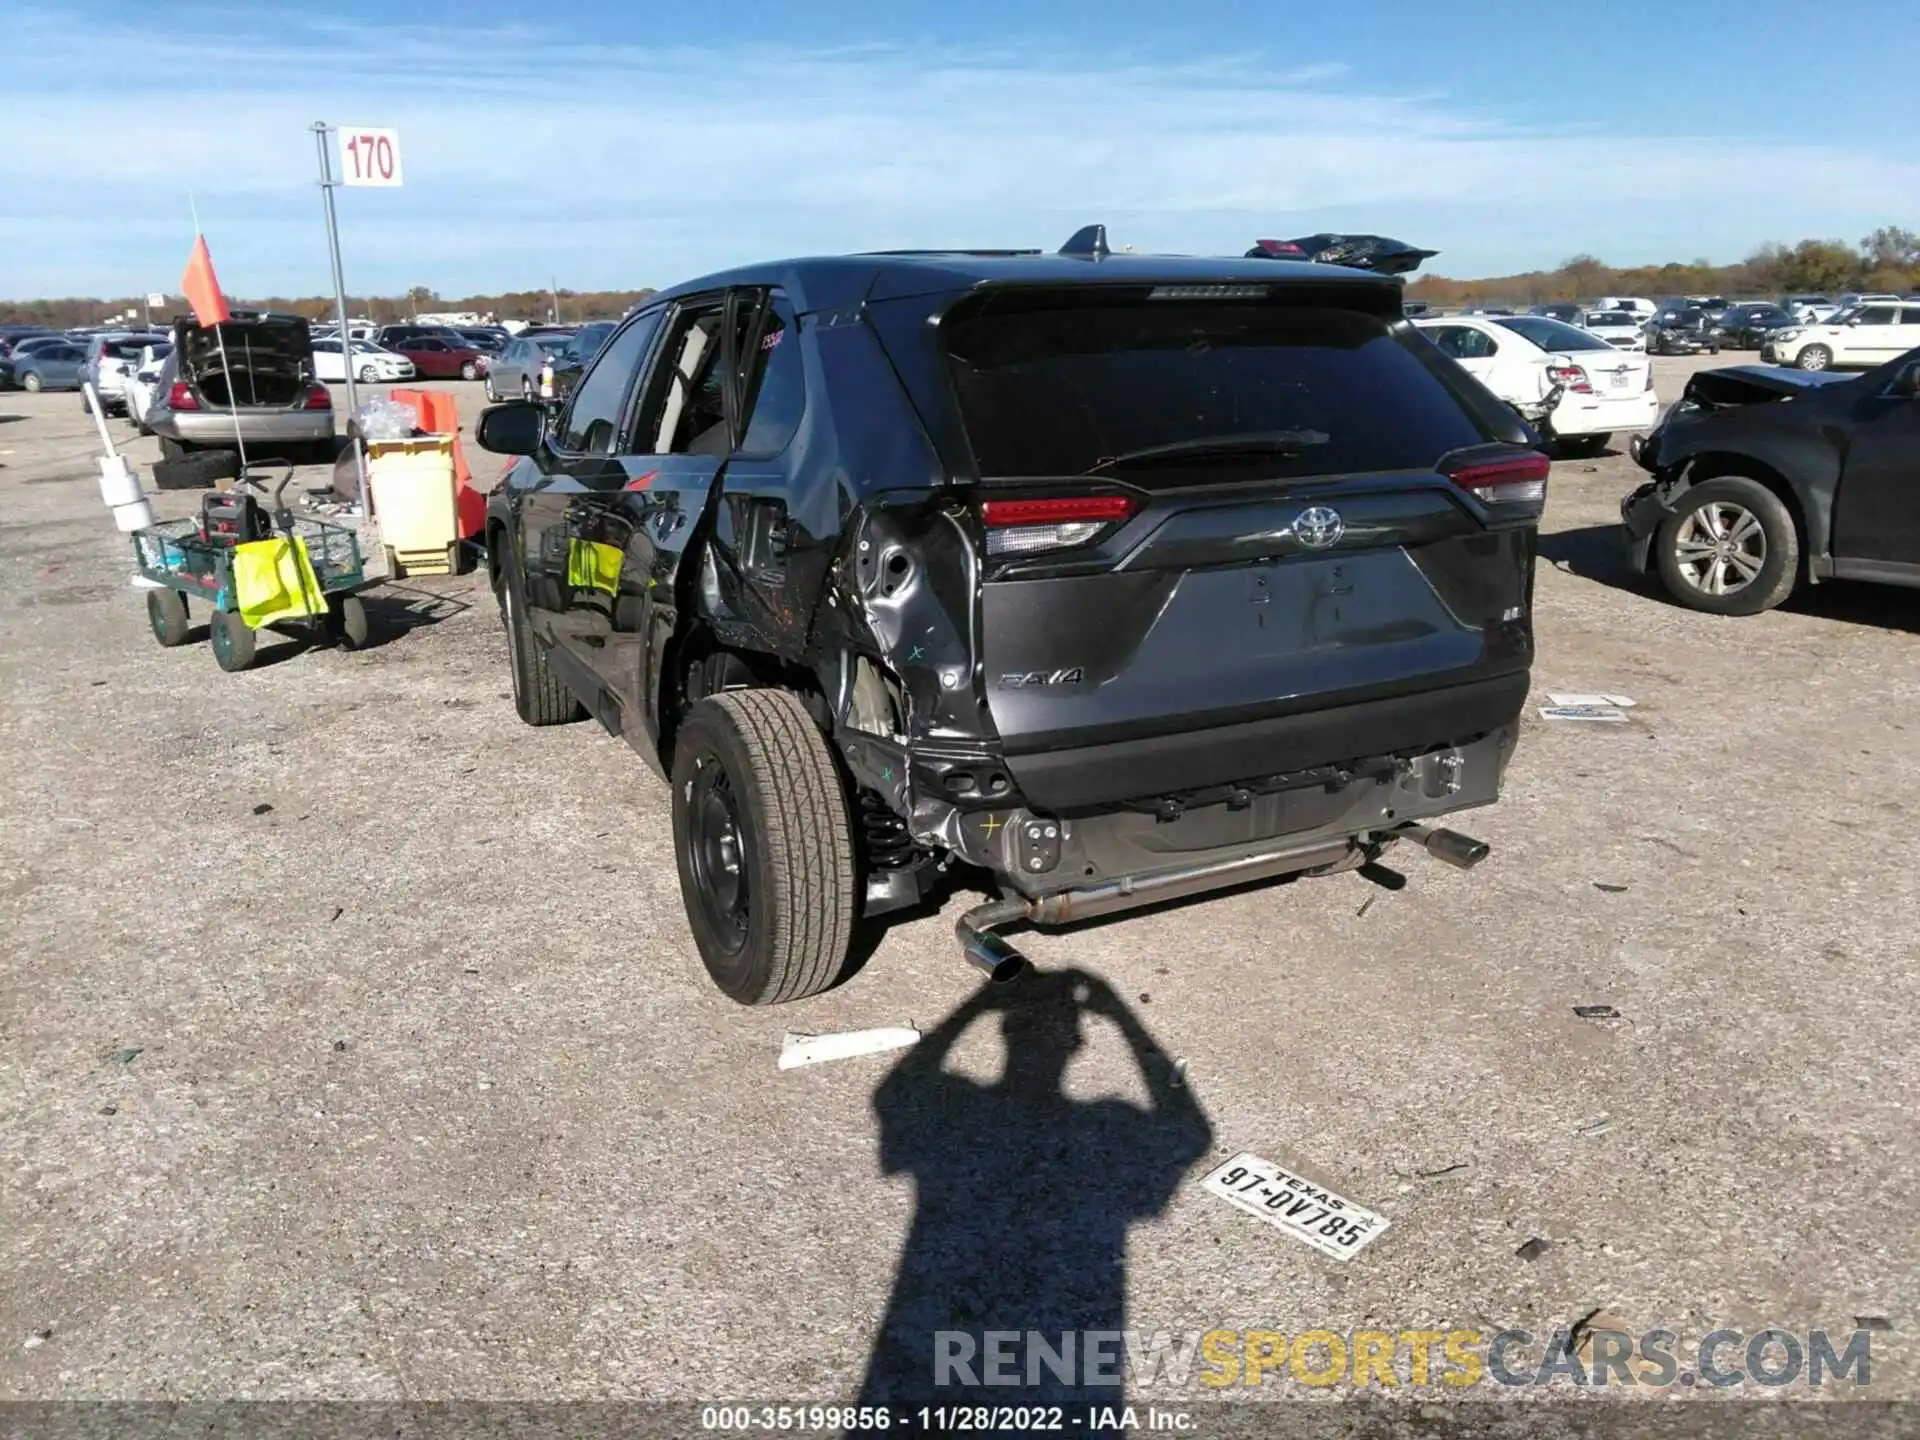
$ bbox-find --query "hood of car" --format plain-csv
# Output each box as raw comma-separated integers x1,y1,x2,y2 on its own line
1684,365,1855,406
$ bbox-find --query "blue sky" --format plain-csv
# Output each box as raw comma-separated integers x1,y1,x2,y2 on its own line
4,0,1917,299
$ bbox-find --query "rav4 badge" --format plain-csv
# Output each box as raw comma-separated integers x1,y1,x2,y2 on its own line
999,668,1085,688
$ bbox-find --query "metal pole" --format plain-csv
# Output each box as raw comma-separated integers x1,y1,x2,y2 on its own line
313,121,368,516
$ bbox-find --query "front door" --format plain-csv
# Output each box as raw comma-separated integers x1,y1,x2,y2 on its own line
1830,366,1920,566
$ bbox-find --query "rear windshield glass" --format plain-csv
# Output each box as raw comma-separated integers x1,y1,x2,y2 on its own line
942,290,1488,480
1493,316,1614,352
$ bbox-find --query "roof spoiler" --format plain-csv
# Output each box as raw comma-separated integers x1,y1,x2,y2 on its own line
1247,234,1439,275
1058,224,1112,261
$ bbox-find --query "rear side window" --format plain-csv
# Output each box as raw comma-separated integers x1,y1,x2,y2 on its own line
1899,308,1920,325
942,291,1487,480
1428,325,1499,360
735,291,805,455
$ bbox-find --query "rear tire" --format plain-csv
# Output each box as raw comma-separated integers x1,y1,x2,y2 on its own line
671,690,857,1005
147,590,189,647
159,435,190,461
1795,345,1830,371
1557,433,1610,459
153,449,241,489
1654,475,1799,616
210,610,257,671
500,559,584,725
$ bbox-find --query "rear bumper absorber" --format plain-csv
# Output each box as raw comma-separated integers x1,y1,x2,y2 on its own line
954,821,1489,978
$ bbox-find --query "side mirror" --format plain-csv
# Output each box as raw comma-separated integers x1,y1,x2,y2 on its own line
1846,316,1863,326
476,400,545,455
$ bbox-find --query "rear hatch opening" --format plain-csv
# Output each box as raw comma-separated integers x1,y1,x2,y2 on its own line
934,281,1541,809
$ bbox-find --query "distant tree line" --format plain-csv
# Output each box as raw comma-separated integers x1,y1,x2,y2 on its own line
0,284,657,330
1407,226,1920,307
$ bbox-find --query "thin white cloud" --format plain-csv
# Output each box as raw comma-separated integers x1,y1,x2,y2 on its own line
2,3,1914,297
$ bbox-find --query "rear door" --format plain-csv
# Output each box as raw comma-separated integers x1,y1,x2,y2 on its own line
939,287,1538,799
1422,324,1503,390
707,287,816,657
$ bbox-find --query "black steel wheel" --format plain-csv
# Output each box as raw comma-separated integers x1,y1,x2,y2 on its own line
671,690,857,1005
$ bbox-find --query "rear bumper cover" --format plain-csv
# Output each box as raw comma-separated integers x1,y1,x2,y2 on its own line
1002,672,1529,812
164,410,335,444
970,726,1516,900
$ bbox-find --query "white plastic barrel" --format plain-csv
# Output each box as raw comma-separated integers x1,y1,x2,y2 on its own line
111,496,155,533
97,454,142,508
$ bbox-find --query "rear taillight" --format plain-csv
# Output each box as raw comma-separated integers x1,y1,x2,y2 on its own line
1443,451,1550,507
1546,364,1593,394
1644,366,1656,392
979,494,1137,557
167,381,198,411
304,383,332,410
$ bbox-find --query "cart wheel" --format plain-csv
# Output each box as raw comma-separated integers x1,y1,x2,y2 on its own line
146,589,190,647
334,595,371,651
211,610,257,671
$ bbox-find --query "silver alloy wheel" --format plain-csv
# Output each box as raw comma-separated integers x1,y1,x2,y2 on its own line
1797,345,1830,371
1672,500,1765,597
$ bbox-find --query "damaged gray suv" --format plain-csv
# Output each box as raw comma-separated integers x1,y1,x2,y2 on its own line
478,230,1548,1003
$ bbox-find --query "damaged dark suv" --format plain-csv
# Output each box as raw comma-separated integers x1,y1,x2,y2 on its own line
479,234,1548,1004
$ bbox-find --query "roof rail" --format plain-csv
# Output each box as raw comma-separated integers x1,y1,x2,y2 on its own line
860,248,1044,258
1058,224,1111,261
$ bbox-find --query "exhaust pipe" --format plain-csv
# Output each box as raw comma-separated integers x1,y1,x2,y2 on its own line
1400,822,1490,870
956,896,1031,983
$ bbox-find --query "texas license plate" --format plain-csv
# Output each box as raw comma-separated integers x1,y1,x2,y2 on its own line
1199,1151,1390,1259
1611,371,1631,388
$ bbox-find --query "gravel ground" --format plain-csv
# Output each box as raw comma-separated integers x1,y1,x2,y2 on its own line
1,363,1916,1417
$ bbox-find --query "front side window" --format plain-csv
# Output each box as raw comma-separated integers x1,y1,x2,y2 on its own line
557,311,663,454
1856,307,1898,326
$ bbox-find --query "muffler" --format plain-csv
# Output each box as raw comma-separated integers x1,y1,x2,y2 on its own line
1399,822,1491,869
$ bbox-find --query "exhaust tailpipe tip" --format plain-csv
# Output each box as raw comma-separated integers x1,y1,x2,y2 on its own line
956,898,1032,984
1404,823,1491,870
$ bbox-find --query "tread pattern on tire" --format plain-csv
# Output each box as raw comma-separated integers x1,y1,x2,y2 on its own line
505,574,582,725
153,450,241,489
694,689,856,1005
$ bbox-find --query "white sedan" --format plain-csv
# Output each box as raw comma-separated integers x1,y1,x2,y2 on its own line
1416,314,1658,456
1582,310,1647,351
312,338,416,384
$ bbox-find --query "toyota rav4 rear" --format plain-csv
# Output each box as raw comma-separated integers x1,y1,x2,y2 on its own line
479,245,1544,1005
881,274,1543,975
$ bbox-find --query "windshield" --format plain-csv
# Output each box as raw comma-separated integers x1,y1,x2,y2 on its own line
1585,312,1635,327
1493,316,1613,352
1823,307,1859,327
568,323,615,358
942,289,1488,481
534,335,573,354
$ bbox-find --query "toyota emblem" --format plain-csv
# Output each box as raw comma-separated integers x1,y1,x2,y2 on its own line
1291,505,1345,550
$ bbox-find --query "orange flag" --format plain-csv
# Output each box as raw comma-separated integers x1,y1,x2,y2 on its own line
181,234,231,328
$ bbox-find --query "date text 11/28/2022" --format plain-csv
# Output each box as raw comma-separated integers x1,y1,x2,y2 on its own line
700,1405,1195,1431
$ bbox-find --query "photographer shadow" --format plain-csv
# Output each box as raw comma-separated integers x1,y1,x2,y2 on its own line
857,967,1212,1411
